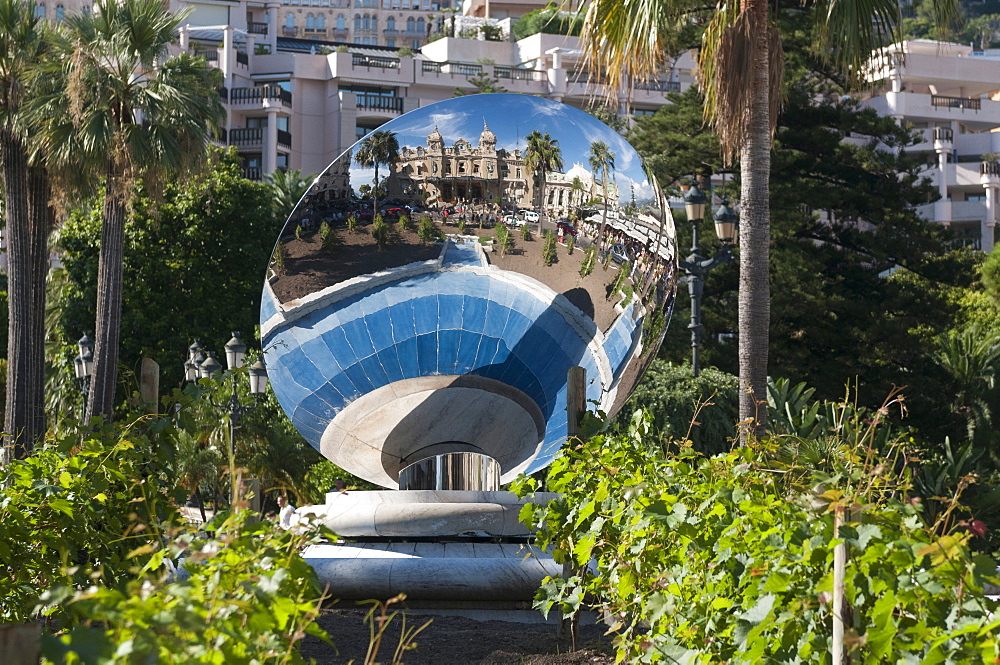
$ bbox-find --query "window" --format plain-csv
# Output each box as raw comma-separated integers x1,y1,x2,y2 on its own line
336,14,345,28
416,17,424,33
372,16,377,29
386,16,395,30
362,14,370,29
354,14,361,29
632,108,655,117
387,38,395,46
967,193,987,201
34,3,44,17
316,14,325,27
277,154,289,169
285,12,294,26
276,116,289,131
306,14,315,28
247,117,267,128
406,16,414,31
412,39,420,49
422,0,429,8
55,3,63,19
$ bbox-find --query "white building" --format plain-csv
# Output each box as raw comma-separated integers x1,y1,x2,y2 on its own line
863,39,1000,252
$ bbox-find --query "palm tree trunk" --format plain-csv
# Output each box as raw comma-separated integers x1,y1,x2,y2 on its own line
2,130,34,462
738,0,771,442
87,164,128,423
25,164,52,444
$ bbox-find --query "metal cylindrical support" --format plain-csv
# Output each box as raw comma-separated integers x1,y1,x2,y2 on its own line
398,451,501,491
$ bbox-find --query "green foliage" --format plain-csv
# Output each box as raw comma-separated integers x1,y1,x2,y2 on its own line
38,510,332,664
321,227,342,253
266,169,314,224
318,220,331,240
304,460,377,500
608,260,630,300
457,217,467,234
541,230,557,266
494,224,513,256
617,361,738,454
512,4,583,40
273,241,287,275
579,245,596,277
0,419,183,625
396,46,415,57
983,244,1000,303
346,215,358,233
416,215,438,244
294,224,302,240
565,234,574,255
515,406,1000,662
396,213,411,232
372,214,390,250
520,223,532,241
454,73,508,96
55,150,277,392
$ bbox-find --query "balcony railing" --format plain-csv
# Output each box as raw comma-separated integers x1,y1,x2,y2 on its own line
352,53,400,69
421,61,442,73
216,86,229,102
193,49,219,63
243,166,262,181
277,129,292,148
494,66,545,81
982,160,1000,176
357,93,404,113
383,28,399,35
229,85,292,107
634,79,680,92
230,127,263,147
282,26,298,37
934,126,954,142
931,95,982,111
236,51,248,66
247,22,268,35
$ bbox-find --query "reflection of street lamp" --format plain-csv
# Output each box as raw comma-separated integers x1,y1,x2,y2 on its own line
185,333,269,507
678,185,738,377
73,334,94,421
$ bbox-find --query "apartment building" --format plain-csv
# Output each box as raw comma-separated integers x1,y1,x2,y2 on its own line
864,39,1000,253
171,0,691,182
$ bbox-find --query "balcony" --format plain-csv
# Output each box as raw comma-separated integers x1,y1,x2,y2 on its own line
352,53,400,69
421,61,482,76
228,85,293,109
633,79,680,93
278,129,292,149
247,22,267,35
330,28,348,39
494,66,545,81
230,127,263,148
931,95,982,111
243,165,262,181
356,93,404,113
282,26,298,37
193,48,219,63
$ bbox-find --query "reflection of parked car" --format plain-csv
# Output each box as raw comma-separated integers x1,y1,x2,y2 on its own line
503,214,524,226
522,210,540,223
555,221,578,237
609,242,631,265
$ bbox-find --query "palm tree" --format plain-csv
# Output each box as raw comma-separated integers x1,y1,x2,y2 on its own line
266,168,314,223
523,130,562,228
37,0,223,422
354,129,400,217
933,326,1000,449
587,140,615,254
577,0,957,438
0,0,53,461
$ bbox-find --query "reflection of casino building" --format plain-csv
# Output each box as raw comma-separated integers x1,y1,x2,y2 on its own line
387,124,535,208
311,153,353,202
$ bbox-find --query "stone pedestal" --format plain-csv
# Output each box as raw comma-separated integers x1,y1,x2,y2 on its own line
300,490,560,601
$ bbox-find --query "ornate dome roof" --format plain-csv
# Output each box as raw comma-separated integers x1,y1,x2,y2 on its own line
479,121,496,147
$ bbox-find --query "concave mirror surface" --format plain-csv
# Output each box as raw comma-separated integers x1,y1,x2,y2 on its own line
261,94,678,487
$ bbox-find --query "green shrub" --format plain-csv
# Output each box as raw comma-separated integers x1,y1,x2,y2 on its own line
322,227,342,253
520,223,532,241
516,403,1000,663
318,220,331,241
397,213,411,233
346,215,358,233
495,224,514,257
579,245,596,277
273,241,287,274
566,234,574,255
295,224,303,240
457,217,467,235
372,214,390,250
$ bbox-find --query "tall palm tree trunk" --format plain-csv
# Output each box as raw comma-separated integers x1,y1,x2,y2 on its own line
738,0,771,441
2,131,33,460
25,164,51,443
86,165,128,423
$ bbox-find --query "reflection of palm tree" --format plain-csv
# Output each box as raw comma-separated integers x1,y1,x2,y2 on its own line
588,141,615,254
354,130,400,216
267,169,315,223
523,130,563,225
571,176,584,210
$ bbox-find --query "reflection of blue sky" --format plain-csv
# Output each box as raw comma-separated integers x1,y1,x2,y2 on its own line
342,94,660,205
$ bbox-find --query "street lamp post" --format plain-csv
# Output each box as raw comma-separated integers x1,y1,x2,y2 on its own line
185,333,269,507
678,185,739,377
73,334,94,421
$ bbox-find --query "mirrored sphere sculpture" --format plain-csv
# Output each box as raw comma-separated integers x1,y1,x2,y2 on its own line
260,94,678,490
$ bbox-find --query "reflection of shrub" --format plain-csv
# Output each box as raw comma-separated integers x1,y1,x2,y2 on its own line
295,224,303,240
457,218,467,234
566,235,575,255
319,221,331,241
542,230,557,266
372,214,389,250
322,228,342,253
417,215,434,244
397,213,411,233
609,260,630,300
346,215,358,233
579,245,596,277
520,224,532,241
495,225,514,257
479,235,493,245
273,242,287,274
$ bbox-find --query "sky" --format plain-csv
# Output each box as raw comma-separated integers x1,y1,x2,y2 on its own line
340,94,662,206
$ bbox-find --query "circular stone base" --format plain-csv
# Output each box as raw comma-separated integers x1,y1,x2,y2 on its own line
319,376,546,489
